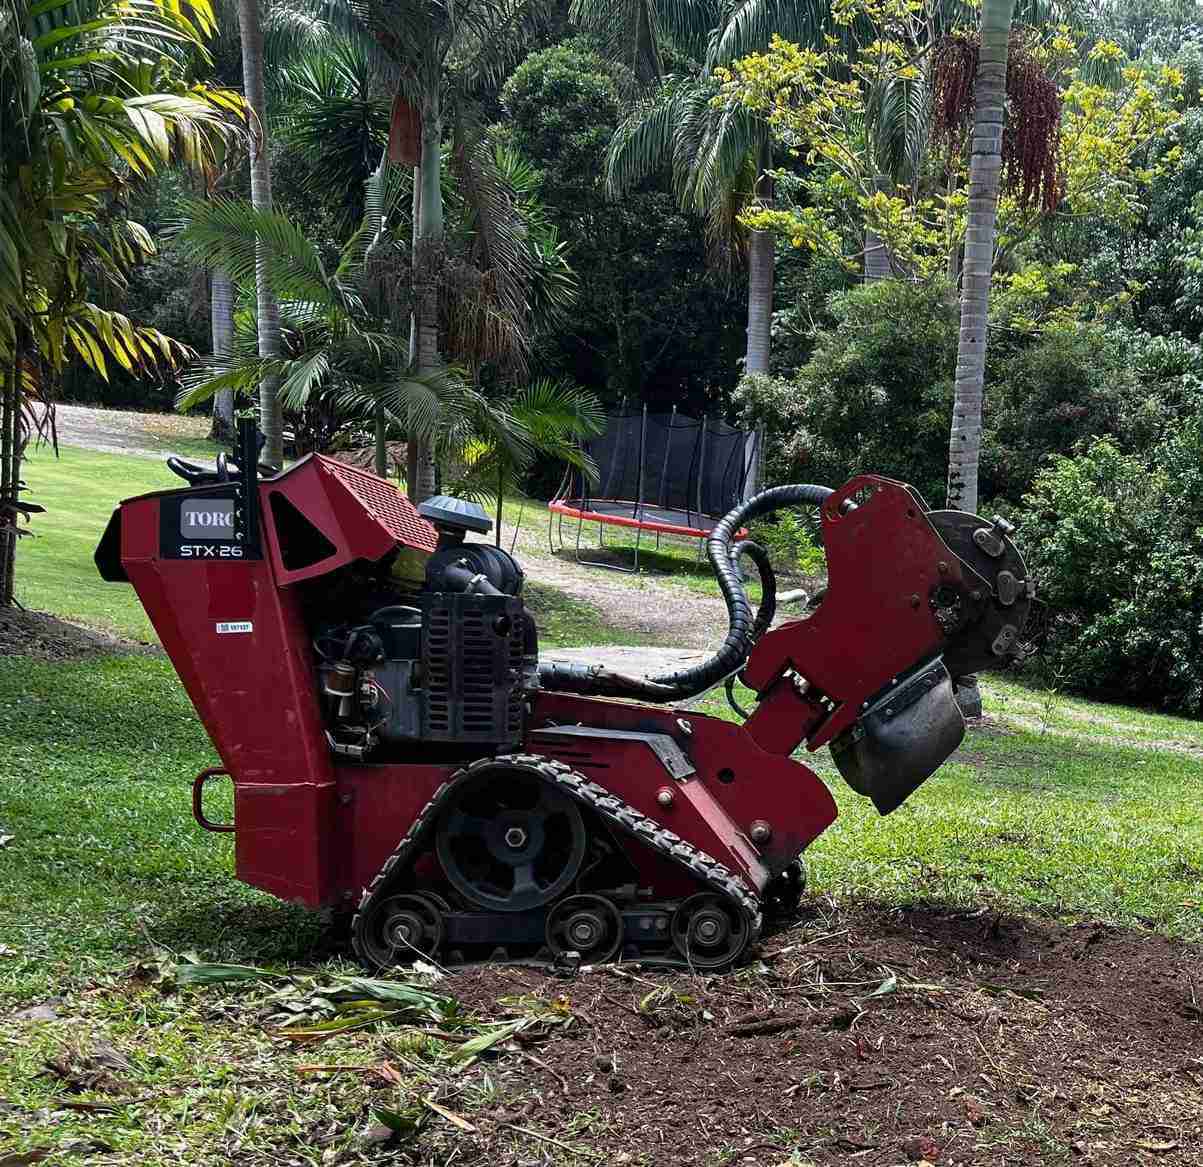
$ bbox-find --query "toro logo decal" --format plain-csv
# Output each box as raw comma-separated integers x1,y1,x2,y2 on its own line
181,499,235,533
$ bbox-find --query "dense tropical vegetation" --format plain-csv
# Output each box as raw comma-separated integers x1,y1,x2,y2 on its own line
4,0,1203,711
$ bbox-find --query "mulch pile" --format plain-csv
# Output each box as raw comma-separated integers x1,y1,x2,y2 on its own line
445,900,1203,1166
0,608,149,661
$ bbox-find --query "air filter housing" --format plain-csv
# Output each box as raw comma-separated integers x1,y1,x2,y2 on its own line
418,495,492,538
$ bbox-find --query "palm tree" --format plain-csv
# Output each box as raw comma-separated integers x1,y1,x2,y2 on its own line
210,270,237,439
236,0,285,467
177,143,576,476
275,34,391,228
339,0,546,503
0,0,242,605
450,378,604,545
946,0,1015,515
597,0,830,377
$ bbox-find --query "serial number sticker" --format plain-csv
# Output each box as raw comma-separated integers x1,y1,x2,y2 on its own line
216,621,253,635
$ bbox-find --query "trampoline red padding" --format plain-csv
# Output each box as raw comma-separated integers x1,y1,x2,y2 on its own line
549,498,730,540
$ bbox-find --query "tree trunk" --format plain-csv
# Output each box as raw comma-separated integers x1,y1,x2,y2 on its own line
946,0,1014,515
374,403,387,477
863,175,893,283
864,227,892,282
209,270,236,443
0,348,17,607
237,0,284,467
745,231,773,374
744,139,774,376
406,84,441,504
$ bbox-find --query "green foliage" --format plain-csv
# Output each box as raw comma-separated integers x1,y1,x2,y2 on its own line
748,511,825,576
984,326,1143,503
502,38,621,188
734,280,957,503
276,34,391,228
1019,435,1203,714
498,37,747,408
984,323,1203,503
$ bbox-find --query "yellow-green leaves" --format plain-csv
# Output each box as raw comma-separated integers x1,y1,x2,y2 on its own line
717,3,1184,297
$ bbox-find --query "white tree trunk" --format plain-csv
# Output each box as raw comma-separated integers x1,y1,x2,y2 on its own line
406,85,441,503
744,141,775,376
745,230,774,375
209,270,235,442
947,0,1014,514
237,0,284,467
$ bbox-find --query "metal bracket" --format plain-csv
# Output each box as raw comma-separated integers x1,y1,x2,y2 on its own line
996,570,1022,607
991,624,1018,657
531,726,696,780
192,767,235,833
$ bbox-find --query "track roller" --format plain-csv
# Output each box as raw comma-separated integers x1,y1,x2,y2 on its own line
545,894,624,964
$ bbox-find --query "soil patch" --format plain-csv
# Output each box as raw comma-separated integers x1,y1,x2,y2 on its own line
0,608,150,661
442,901,1203,1166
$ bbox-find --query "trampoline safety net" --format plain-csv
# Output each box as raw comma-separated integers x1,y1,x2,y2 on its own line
553,408,760,535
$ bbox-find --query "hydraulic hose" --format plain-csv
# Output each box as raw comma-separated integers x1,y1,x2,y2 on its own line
728,539,776,643
537,482,833,702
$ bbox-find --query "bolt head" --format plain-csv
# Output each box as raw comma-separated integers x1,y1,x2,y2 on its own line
504,826,528,849
656,788,675,808
749,819,772,845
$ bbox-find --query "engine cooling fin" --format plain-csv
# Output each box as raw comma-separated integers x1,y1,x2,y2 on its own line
351,754,763,972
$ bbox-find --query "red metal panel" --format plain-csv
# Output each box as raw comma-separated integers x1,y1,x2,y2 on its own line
321,458,437,552
743,475,965,748
331,763,453,898
530,692,837,881
119,492,338,906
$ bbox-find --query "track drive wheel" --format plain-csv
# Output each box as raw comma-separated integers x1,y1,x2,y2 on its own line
670,892,751,970
435,767,587,912
355,892,445,969
545,894,623,964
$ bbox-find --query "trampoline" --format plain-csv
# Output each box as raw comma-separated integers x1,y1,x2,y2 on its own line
549,405,760,572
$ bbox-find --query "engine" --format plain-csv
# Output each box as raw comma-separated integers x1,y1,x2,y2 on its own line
312,495,538,760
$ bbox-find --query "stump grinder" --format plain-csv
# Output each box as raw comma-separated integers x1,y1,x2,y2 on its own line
96,420,1032,971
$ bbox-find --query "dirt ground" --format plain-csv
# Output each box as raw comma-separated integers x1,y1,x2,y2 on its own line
442,901,1203,1167
52,403,212,459
0,607,150,661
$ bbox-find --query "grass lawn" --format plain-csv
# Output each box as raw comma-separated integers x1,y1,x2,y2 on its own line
2,437,1201,1164
15,444,197,640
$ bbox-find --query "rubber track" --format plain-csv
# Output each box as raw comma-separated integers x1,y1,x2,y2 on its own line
351,753,763,971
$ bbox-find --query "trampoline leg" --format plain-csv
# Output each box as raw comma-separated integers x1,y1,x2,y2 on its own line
567,518,642,574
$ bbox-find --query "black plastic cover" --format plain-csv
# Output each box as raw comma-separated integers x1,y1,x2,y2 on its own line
94,509,127,582
418,494,492,535
830,658,966,815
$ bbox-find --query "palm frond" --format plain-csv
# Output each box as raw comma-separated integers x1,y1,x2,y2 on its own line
709,0,829,68
175,198,343,310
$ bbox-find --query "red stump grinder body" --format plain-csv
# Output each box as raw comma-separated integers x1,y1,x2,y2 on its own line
96,423,1032,970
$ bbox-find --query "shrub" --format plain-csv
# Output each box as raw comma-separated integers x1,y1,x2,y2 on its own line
981,324,1203,503
734,280,957,504
748,512,826,578
1018,434,1203,714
